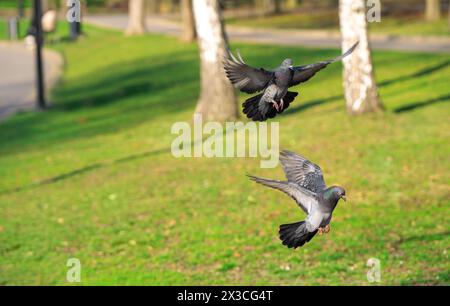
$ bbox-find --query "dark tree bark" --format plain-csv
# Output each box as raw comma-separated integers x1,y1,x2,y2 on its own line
181,0,196,42
258,0,282,16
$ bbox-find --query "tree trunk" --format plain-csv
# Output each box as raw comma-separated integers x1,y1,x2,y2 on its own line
286,0,301,10
192,0,237,122
148,0,162,14
170,0,179,13
181,0,196,42
339,0,383,115
425,0,441,21
60,0,66,18
126,0,147,35
41,0,49,12
258,0,282,16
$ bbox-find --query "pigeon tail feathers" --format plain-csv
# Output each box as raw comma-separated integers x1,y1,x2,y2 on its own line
243,93,265,121
242,91,298,122
279,221,317,249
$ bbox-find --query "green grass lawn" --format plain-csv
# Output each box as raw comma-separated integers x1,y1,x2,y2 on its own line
0,18,30,39
0,18,71,40
0,0,31,9
227,11,450,37
0,25,449,285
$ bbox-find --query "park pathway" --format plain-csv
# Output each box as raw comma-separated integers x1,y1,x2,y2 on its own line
0,42,63,121
86,14,450,53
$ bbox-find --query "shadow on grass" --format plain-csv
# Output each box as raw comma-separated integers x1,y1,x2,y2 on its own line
379,60,450,87
0,52,200,154
398,231,450,244
0,147,170,195
0,123,243,195
283,94,342,116
394,93,450,113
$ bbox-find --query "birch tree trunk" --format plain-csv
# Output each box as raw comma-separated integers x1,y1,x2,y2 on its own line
425,0,441,21
181,0,196,42
126,0,147,35
192,0,237,122
339,0,382,115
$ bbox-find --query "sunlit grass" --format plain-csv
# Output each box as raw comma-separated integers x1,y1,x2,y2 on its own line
227,11,450,37
0,25,449,285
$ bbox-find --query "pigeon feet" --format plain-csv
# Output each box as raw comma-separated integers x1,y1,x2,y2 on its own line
271,100,280,112
318,224,331,235
271,99,284,112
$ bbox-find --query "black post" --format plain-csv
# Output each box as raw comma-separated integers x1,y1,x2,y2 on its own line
33,0,46,109
18,0,25,18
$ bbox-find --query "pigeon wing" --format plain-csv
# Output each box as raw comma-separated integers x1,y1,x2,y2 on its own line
248,175,319,214
289,41,359,87
224,50,274,94
279,150,326,193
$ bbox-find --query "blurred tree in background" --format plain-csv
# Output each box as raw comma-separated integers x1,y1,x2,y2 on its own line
192,0,237,121
126,0,146,35
148,0,162,14
258,0,282,16
425,0,442,21
181,0,196,42
339,0,383,114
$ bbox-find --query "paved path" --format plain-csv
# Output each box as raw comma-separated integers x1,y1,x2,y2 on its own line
0,42,63,121
86,14,450,53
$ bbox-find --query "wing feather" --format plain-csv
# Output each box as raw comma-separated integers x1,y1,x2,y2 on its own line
248,175,318,214
224,50,274,94
289,41,359,87
279,150,326,193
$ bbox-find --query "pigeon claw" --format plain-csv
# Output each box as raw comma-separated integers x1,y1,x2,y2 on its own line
279,98,284,111
271,100,280,112
318,225,330,235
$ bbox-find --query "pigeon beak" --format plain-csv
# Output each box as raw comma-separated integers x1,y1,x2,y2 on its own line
341,195,347,202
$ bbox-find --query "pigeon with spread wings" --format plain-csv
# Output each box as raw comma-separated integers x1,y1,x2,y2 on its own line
224,42,358,121
248,151,347,249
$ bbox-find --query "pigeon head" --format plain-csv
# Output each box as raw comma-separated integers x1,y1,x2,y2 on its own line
324,186,347,204
281,58,293,69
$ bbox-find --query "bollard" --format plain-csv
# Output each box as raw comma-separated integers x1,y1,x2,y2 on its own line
18,0,25,18
8,17,19,40
69,21,79,41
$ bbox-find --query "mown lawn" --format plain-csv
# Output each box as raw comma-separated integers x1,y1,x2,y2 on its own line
0,25,449,285
0,18,29,40
227,11,450,37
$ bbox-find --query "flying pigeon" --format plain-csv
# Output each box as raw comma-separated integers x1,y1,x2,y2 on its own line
224,42,359,121
248,150,346,249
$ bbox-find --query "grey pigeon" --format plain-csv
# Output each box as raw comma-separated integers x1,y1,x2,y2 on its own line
224,42,359,121
248,150,346,249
